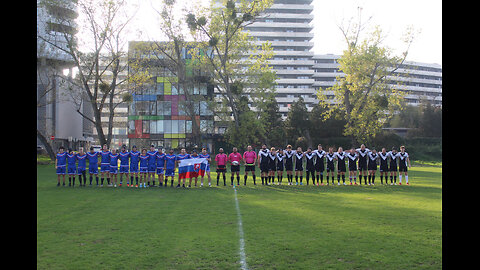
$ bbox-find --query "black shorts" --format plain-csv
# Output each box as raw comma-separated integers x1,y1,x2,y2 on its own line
389,163,398,172
398,164,408,172
231,165,240,172
268,161,276,171
276,162,284,171
337,162,346,172
358,160,368,171
314,160,324,172
368,162,377,171
245,163,256,172
379,163,388,172
285,161,293,171
295,163,303,171
216,165,226,172
260,162,269,173
326,162,335,172
348,162,357,171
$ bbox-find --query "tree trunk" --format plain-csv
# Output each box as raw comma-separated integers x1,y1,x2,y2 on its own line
37,129,56,160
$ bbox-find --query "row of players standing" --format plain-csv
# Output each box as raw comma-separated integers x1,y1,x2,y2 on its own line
255,144,411,186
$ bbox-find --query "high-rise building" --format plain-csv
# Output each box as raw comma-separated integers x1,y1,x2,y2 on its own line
244,0,315,118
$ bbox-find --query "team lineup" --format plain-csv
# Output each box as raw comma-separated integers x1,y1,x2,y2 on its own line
54,143,411,188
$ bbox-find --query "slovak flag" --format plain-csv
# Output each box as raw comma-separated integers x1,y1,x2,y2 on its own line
178,158,208,179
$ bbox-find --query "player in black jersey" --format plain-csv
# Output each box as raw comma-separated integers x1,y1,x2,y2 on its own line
284,145,295,185
388,147,399,185
397,146,411,185
335,147,347,185
276,149,285,185
378,148,389,184
267,147,277,185
367,149,378,185
325,147,336,185
356,144,370,185
258,144,270,185
346,147,358,185
314,144,325,185
294,147,304,185
304,148,315,185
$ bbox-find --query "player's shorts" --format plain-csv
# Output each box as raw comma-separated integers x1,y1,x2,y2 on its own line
139,167,148,173
358,160,368,171
326,162,335,172
389,163,398,172
130,165,139,173
268,162,276,171
77,167,86,175
148,165,156,173
109,166,118,174
119,166,129,173
285,161,293,171
217,165,226,172
314,160,324,172
245,163,255,172
56,166,66,175
260,162,269,173
231,165,240,172
100,164,110,173
398,164,408,172
337,162,346,172
206,164,210,172
89,165,98,174
294,163,303,171
348,162,357,171
379,163,388,172
68,166,77,175
165,168,175,177
276,162,284,171
156,167,164,175
306,165,315,172
368,161,377,171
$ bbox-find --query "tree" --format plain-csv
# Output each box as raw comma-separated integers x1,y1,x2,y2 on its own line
257,94,285,147
284,97,312,148
317,9,418,145
185,0,275,136
38,0,143,147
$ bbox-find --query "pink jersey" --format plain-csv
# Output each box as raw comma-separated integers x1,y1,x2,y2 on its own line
243,151,257,164
228,152,242,163
215,153,228,166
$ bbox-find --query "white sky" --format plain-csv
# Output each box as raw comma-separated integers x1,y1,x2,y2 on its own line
120,0,442,65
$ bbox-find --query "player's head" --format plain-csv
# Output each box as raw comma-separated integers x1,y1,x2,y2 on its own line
59,146,65,152
219,148,224,153
372,148,377,154
328,147,333,153
262,144,267,150
202,147,207,154
278,148,283,154
338,147,343,152
102,144,108,150
169,149,174,154
270,147,276,153
360,144,366,150
89,146,95,152
307,147,312,152
247,145,252,151
381,147,386,153
392,147,397,152
297,146,302,152
111,148,116,154
68,148,73,153
121,145,127,152
180,148,186,154
400,145,405,152
141,148,147,154
317,144,322,150
79,147,84,153
132,145,137,151
192,149,198,156
150,144,155,151
233,147,237,152
286,144,292,150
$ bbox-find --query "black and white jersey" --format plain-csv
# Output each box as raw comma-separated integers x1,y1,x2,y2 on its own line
294,151,304,170
346,152,358,170
259,149,270,164
276,153,285,170
284,150,295,165
268,152,277,170
356,148,370,164
397,152,409,167
367,152,378,170
388,151,399,167
335,152,347,172
325,152,336,172
304,152,315,171
314,149,326,171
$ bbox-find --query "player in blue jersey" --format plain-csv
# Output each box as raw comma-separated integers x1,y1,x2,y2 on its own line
118,145,130,186
55,146,67,186
199,148,212,187
67,149,77,187
156,148,166,187
164,149,177,187
176,148,191,188
129,146,140,187
147,145,158,187
139,148,149,188
109,149,119,187
86,147,100,186
76,147,87,186
99,144,111,187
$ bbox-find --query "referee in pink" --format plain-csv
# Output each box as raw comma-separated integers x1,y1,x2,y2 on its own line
243,145,257,185
228,147,243,186
215,148,228,186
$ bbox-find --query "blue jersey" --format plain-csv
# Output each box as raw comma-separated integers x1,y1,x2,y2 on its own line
139,154,149,168
76,153,87,169
147,151,157,167
164,154,177,169
119,151,130,167
67,153,77,167
100,150,111,165
109,153,119,167
130,151,140,168
156,152,166,168
86,151,99,167
199,153,210,162
176,154,190,161
56,152,67,166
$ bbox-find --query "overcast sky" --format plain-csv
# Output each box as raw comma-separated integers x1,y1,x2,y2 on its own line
123,0,442,65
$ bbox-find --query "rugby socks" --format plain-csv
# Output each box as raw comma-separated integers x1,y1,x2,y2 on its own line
364,175,367,185
405,175,408,184
223,175,226,186
237,175,240,185
380,175,383,184
89,175,93,185
295,175,298,184
231,175,234,185
399,174,402,184
368,175,371,184
217,174,220,186
372,174,375,184
342,174,345,184
244,175,248,185
253,175,256,185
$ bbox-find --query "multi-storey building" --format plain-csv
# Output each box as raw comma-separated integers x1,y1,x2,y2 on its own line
244,0,316,118
312,54,442,107
127,41,215,151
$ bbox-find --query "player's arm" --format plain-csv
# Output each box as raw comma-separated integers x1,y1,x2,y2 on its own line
55,157,58,169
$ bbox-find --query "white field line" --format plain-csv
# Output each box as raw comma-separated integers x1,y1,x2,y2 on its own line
234,186,248,270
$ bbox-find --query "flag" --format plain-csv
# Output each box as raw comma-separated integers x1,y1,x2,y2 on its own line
178,158,208,179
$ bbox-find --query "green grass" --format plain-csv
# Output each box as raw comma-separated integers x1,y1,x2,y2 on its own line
37,165,441,269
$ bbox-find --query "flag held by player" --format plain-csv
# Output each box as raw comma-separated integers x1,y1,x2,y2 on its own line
178,158,208,179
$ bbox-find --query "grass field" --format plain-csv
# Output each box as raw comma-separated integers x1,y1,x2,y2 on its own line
37,164,442,269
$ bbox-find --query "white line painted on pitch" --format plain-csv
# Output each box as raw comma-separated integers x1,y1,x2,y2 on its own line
234,186,248,270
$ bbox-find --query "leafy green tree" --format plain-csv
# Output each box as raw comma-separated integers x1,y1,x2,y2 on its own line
317,12,417,145
284,97,312,147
